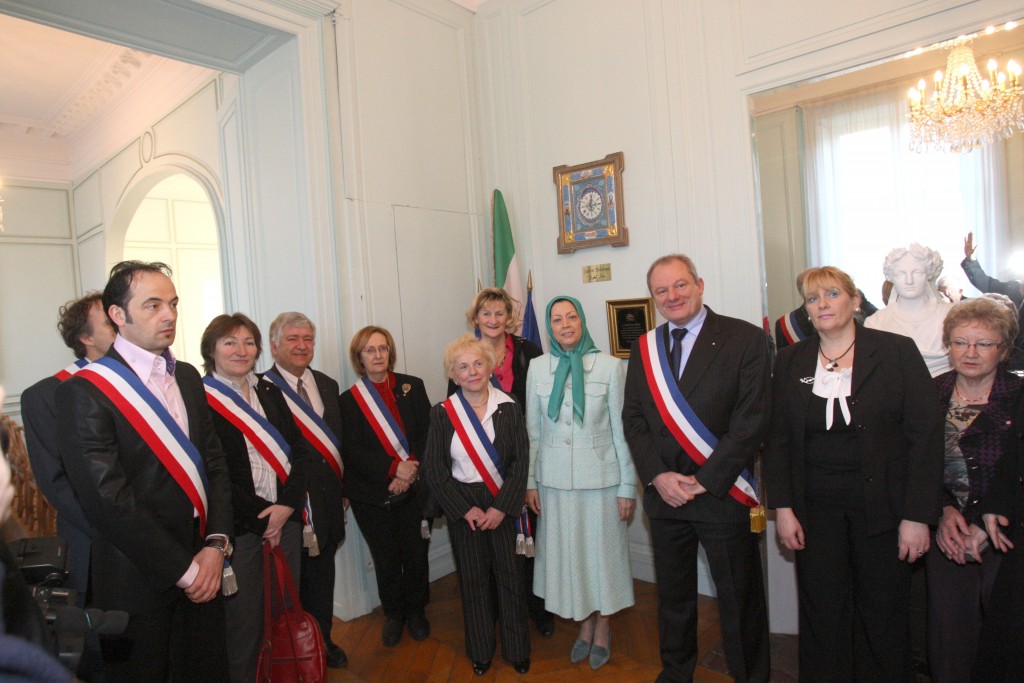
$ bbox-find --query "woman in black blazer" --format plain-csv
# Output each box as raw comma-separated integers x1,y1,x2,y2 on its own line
200,313,312,683
765,266,943,682
339,325,431,648
423,333,531,676
448,287,553,635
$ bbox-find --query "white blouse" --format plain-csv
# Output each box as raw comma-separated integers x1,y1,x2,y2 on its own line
811,360,852,430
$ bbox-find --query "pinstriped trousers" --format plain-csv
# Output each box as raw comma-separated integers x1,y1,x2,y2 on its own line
448,482,530,663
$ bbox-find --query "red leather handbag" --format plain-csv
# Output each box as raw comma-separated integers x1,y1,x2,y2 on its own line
256,544,326,683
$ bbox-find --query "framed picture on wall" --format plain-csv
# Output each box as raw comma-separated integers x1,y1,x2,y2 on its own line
606,297,655,359
553,152,629,253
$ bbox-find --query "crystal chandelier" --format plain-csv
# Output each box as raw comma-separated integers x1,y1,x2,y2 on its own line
907,41,1024,153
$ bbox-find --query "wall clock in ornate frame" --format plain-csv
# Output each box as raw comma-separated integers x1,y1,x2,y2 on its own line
553,151,628,253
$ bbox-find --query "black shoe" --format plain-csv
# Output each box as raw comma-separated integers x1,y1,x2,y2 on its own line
325,642,348,668
513,658,531,674
534,614,555,637
407,612,430,641
382,615,404,647
472,660,492,676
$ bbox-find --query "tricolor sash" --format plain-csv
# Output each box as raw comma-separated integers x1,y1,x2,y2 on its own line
264,369,343,483
76,357,212,534
777,310,809,346
442,389,505,496
350,376,412,462
55,358,90,381
203,375,292,483
638,326,760,507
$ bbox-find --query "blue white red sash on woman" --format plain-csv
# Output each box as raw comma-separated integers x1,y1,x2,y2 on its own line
75,356,212,535
55,358,90,381
443,390,506,495
777,310,809,346
203,375,293,483
263,369,343,482
443,390,532,552
638,326,760,508
350,376,412,462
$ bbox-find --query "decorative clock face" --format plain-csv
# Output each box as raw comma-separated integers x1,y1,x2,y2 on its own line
576,187,603,224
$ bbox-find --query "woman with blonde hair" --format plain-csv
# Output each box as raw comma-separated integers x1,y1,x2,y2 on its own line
423,333,530,676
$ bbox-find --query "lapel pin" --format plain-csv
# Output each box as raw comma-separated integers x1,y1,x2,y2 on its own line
402,383,412,396
799,377,814,384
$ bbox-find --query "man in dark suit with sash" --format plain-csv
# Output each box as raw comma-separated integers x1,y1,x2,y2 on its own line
265,311,348,668
56,261,232,681
21,292,116,605
623,254,771,683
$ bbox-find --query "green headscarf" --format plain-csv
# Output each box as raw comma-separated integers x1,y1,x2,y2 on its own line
545,296,600,424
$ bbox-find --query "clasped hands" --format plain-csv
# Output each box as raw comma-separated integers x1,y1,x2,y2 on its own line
936,506,988,565
653,471,706,507
388,460,419,495
463,505,505,531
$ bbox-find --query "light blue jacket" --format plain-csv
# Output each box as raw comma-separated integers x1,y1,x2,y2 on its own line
525,351,637,498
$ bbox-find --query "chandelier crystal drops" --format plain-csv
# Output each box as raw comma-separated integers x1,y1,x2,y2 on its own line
908,42,1024,153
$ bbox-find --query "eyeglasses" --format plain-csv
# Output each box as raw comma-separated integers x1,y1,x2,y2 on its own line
949,340,1001,352
361,345,390,356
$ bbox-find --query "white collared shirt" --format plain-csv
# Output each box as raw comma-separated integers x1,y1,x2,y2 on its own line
668,304,708,379
113,334,188,436
273,364,325,417
450,386,515,484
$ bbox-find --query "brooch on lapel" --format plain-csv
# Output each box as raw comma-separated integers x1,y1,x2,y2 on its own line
401,383,412,397
799,377,815,384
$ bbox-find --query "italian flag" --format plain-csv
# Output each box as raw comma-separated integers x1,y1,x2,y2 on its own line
493,189,524,332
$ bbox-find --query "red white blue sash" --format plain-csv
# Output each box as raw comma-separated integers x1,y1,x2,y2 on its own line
443,389,505,496
350,377,411,462
203,375,292,484
76,357,211,533
777,310,809,346
638,326,759,507
264,369,343,482
55,358,90,381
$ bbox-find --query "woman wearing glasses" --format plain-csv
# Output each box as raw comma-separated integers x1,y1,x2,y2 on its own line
340,326,432,647
765,266,942,681
926,297,1022,683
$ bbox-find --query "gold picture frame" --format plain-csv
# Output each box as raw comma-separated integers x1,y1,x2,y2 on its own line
606,297,655,359
553,152,629,253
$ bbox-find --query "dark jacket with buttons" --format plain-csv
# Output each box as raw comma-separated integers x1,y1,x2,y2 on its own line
934,368,1022,524
766,325,944,536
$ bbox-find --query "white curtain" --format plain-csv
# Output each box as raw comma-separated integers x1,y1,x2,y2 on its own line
803,83,1007,306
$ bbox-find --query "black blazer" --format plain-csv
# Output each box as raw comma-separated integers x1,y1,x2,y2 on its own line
765,325,943,535
622,307,772,524
273,366,347,547
422,396,528,521
447,334,543,409
339,373,431,505
55,348,233,613
208,375,312,537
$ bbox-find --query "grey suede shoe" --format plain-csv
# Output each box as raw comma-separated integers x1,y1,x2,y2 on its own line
570,637,592,663
589,633,611,670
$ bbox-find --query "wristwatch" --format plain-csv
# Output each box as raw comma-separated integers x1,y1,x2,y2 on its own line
205,537,234,558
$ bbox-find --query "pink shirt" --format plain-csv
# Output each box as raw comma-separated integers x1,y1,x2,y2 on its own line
112,335,208,588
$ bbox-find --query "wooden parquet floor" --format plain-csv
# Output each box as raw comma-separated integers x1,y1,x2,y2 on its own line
326,574,733,683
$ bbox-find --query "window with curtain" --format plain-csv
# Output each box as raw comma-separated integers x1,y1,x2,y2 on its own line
802,83,1007,306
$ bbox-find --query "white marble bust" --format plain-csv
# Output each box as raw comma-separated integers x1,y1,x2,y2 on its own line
864,243,953,377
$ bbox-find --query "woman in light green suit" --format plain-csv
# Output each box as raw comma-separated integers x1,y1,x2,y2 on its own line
524,295,637,670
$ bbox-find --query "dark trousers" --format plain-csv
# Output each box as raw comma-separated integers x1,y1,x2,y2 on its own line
973,521,1024,682
350,499,430,618
650,517,769,683
925,542,1000,683
99,593,227,682
300,534,341,645
448,483,529,663
796,501,911,683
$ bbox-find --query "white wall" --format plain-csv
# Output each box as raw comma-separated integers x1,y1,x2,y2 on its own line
473,0,1024,631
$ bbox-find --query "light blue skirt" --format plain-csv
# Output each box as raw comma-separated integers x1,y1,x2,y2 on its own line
533,485,635,620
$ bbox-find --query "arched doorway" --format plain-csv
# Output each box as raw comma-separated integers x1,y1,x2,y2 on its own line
122,173,223,364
